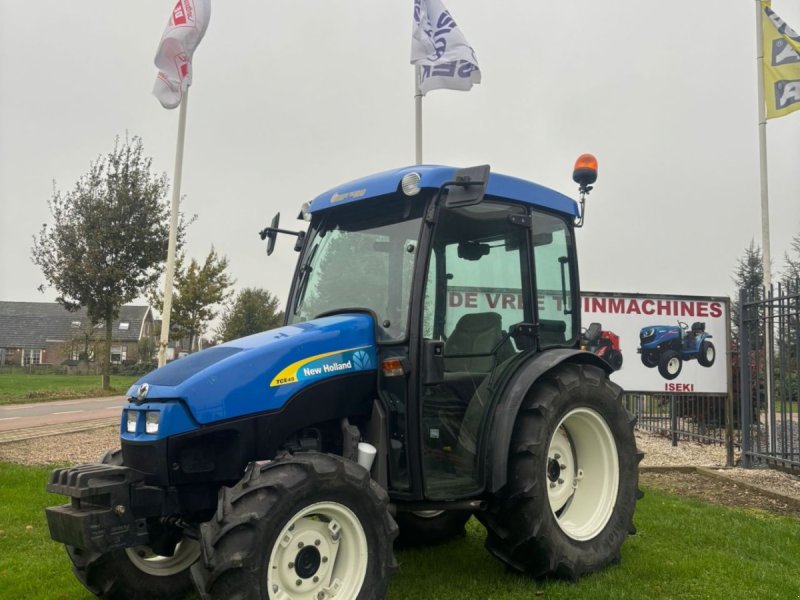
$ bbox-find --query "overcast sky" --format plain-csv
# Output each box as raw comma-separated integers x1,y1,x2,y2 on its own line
1,0,799,319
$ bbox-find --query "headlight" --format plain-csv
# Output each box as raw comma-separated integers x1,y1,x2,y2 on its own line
126,411,138,433
145,411,160,434
300,201,312,221
401,172,421,196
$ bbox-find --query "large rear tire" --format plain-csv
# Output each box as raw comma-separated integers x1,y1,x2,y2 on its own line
395,510,471,547
64,450,200,600
697,340,715,367
479,363,642,580
191,453,397,600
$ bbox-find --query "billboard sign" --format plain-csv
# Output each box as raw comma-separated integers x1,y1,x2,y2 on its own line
582,292,729,394
443,287,730,394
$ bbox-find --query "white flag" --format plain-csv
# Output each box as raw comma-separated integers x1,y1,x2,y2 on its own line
153,0,211,109
410,0,481,95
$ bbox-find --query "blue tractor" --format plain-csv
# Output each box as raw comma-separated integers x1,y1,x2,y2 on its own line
638,321,716,380
46,159,642,600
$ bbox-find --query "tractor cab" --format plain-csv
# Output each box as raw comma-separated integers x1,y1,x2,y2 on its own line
274,164,582,501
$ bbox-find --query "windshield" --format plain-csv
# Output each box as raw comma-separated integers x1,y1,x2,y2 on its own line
288,197,426,340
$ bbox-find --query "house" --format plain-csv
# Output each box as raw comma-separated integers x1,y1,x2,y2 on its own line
0,302,154,367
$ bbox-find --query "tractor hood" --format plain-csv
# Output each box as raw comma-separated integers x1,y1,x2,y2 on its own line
639,325,679,347
126,314,377,427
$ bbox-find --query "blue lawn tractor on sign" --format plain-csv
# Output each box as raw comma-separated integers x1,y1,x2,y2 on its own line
45,158,643,600
638,321,715,380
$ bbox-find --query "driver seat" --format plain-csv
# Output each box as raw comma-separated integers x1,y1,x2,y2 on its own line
444,312,507,373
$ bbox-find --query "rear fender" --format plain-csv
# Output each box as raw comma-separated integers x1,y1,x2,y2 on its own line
482,349,613,494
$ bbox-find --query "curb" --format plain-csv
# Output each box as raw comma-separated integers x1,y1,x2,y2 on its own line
640,465,800,511
0,418,118,444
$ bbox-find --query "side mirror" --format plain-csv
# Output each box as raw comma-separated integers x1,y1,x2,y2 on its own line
258,212,281,256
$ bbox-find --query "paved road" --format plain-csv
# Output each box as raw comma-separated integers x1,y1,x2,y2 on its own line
0,396,127,432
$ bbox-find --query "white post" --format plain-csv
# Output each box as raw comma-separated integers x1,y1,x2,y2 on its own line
755,0,774,449
157,88,190,367
415,66,423,165
756,0,771,289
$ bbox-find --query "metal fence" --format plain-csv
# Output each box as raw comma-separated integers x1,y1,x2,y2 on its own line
623,393,738,465
739,282,800,471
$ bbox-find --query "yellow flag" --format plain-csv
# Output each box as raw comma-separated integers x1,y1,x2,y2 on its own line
762,2,800,119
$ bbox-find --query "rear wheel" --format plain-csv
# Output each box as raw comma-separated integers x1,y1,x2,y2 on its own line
191,453,397,600
658,350,682,380
606,349,623,371
697,341,715,367
65,450,200,600
479,363,642,580
395,510,471,547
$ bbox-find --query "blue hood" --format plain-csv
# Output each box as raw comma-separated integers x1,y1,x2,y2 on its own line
127,314,377,426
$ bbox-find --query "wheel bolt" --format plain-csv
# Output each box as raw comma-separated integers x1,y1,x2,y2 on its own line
313,576,319,583
550,482,557,488
558,478,564,485
560,463,567,470
315,539,321,546
296,579,302,586
288,562,294,569
298,542,304,548
322,556,328,563
554,453,561,460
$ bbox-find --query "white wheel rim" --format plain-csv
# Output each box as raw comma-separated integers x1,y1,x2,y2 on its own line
546,407,619,541
267,501,368,600
124,538,201,577
667,357,680,374
706,346,714,362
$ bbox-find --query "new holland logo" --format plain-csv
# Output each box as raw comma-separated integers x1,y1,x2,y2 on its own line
270,347,375,387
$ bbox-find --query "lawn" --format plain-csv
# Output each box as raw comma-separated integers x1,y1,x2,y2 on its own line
1,462,799,600
0,374,138,405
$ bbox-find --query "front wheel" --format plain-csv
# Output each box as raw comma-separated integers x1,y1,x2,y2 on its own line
191,453,397,600
658,350,682,380
697,340,715,367
640,351,658,368
479,363,642,580
64,450,200,600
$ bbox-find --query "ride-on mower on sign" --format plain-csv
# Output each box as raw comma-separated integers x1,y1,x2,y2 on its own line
638,321,715,380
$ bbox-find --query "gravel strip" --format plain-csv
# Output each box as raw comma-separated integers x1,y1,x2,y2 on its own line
2,424,799,502
0,426,119,466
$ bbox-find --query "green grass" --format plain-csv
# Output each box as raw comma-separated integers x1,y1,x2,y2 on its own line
2,462,799,600
0,374,137,405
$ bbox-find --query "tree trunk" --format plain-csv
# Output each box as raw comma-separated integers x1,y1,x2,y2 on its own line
102,315,112,390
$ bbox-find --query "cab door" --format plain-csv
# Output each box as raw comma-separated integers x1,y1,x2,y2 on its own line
418,200,532,499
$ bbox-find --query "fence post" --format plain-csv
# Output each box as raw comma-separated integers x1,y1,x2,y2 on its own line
739,287,752,468
725,299,735,467
670,395,678,447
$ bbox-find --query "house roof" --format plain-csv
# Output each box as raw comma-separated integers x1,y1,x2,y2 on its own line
0,302,151,349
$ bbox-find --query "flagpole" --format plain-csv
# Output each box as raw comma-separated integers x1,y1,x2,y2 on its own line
756,0,771,288
157,87,189,367
755,0,774,450
415,66,423,164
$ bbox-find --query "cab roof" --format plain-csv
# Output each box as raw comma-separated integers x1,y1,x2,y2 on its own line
308,165,579,218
